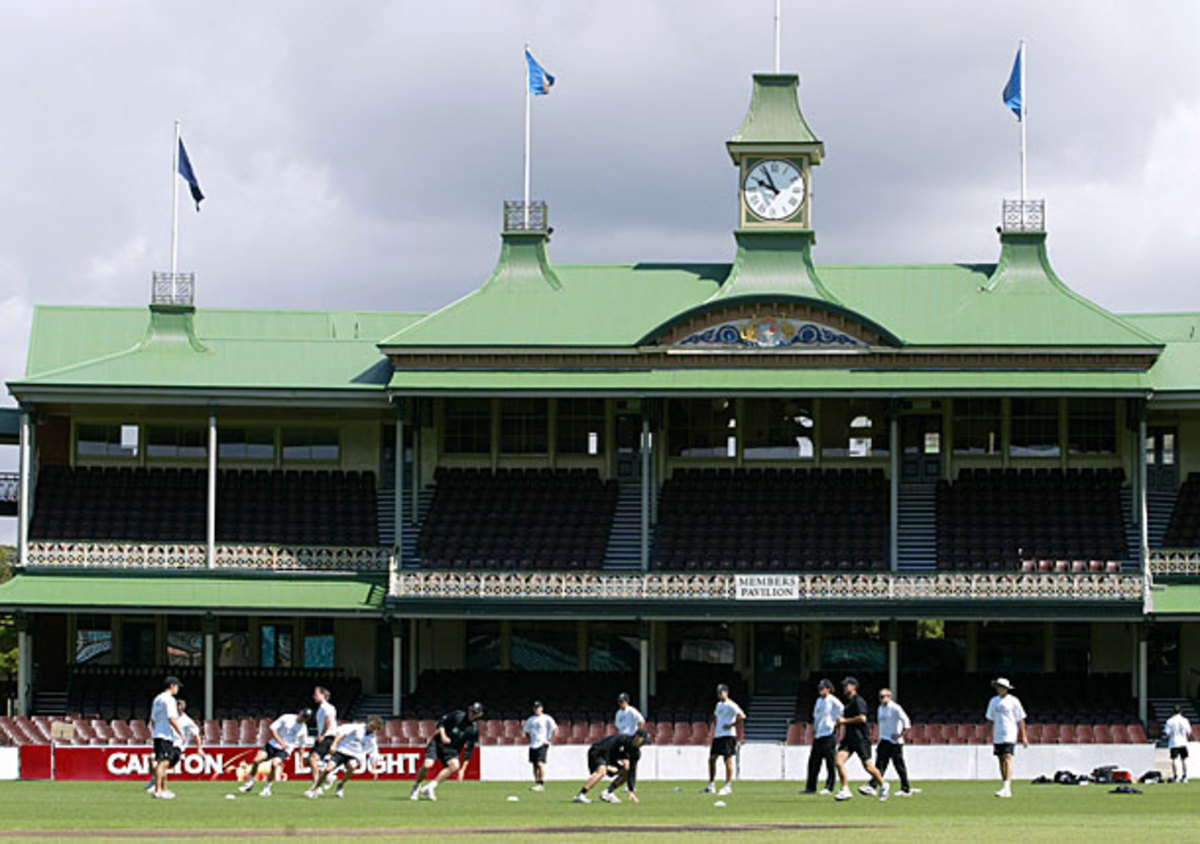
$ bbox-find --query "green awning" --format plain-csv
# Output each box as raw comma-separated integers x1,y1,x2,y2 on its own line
0,572,387,615
388,368,1151,395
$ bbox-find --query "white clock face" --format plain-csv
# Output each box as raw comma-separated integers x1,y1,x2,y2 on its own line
743,159,805,221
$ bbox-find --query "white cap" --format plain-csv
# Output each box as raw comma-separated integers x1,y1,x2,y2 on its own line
992,677,1014,690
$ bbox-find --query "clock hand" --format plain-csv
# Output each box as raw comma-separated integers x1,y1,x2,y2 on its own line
755,178,779,195
762,169,780,193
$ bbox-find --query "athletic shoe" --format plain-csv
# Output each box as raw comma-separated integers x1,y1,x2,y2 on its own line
858,784,876,797
799,788,817,795
574,793,592,803
819,788,833,796
835,788,853,801
155,790,175,800
899,788,921,796
304,789,317,799
335,788,344,799
259,786,272,798
994,786,1012,798
238,781,254,794
701,784,716,794
422,783,438,802
409,786,420,801
879,782,890,802
600,790,620,804
531,784,545,792
144,781,155,793
718,785,733,796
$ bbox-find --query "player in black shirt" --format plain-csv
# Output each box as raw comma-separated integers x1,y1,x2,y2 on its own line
834,677,888,801
574,728,647,804
409,702,485,801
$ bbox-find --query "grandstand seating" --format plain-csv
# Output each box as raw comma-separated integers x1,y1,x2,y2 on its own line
29,466,378,546
417,468,617,570
654,468,888,572
1164,472,1200,547
936,468,1127,571
401,669,634,720
63,666,360,720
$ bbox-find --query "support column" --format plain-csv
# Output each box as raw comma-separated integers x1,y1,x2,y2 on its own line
394,406,405,558
966,623,979,673
500,621,512,670
1138,417,1150,607
17,411,30,566
410,416,420,526
1043,622,1056,673
16,615,31,717
206,408,217,569
889,413,899,572
638,624,650,718
203,615,215,722
887,624,899,696
640,418,651,570
1137,628,1149,725
1129,424,1140,526
392,621,403,717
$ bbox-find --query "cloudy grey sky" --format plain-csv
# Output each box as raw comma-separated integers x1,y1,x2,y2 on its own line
1,0,1199,391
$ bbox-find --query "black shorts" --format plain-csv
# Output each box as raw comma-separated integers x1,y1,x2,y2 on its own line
262,743,291,762
1171,746,1189,760
710,736,738,758
875,740,903,766
838,736,872,762
425,738,459,767
153,738,175,763
993,742,1016,757
311,736,334,759
587,748,614,775
329,751,362,770
529,745,549,765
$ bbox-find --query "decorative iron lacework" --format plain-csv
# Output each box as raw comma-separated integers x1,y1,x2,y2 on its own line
390,571,1144,602
678,316,865,348
24,541,392,572
1150,550,1200,576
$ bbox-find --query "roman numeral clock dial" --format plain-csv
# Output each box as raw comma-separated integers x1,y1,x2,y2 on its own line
743,159,805,221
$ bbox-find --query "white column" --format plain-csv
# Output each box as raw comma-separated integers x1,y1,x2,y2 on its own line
392,625,403,717
888,634,899,696
638,631,650,718
1138,418,1150,573
1137,635,1149,725
889,414,899,572
206,409,217,569
640,418,650,570
17,412,30,566
16,617,31,717
203,630,214,721
394,408,405,557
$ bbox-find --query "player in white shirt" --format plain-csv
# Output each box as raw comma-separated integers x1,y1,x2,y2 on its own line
803,679,843,795
522,701,558,791
874,688,918,796
702,683,745,796
307,686,338,794
149,676,185,799
1165,705,1192,783
237,708,313,797
308,716,382,798
145,697,204,793
615,692,644,736
984,678,1027,798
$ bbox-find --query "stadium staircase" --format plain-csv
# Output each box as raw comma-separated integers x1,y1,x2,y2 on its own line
603,484,643,571
897,483,937,572
1146,488,1177,549
1118,488,1145,571
742,695,794,742
377,487,433,567
348,693,393,719
32,692,66,717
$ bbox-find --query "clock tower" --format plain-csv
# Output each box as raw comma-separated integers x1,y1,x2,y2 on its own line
711,72,838,303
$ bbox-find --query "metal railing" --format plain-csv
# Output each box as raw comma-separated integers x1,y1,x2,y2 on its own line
151,272,195,306
503,200,548,233
0,472,17,503
23,541,393,572
1001,199,1045,232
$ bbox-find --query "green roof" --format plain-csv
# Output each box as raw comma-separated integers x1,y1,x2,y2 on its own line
1122,313,1200,393
728,73,823,153
16,306,424,392
388,368,1150,395
0,572,386,614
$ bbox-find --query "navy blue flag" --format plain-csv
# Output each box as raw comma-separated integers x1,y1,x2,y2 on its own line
525,49,555,95
1002,47,1023,121
178,139,204,210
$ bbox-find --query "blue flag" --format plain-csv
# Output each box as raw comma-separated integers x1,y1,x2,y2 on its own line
1002,47,1023,121
525,49,555,96
177,138,204,210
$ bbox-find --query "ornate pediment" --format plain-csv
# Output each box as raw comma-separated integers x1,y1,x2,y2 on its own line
679,315,865,349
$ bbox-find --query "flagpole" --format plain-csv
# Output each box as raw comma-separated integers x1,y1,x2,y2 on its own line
774,0,781,73
171,119,181,297
1019,39,1026,205
523,45,532,228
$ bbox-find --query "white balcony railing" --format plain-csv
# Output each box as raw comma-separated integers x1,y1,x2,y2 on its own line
24,541,393,572
1150,549,1200,577
391,570,1144,603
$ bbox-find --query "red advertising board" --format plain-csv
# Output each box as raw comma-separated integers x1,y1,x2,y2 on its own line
19,745,480,782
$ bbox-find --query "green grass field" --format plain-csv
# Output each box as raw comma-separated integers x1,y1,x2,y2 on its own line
0,780,1188,842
